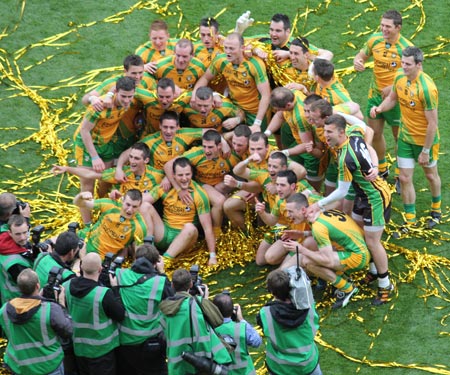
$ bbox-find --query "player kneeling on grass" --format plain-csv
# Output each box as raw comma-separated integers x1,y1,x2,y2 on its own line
282,193,370,309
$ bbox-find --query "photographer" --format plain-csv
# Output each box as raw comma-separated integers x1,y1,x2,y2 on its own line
0,269,72,375
116,244,174,375
64,252,125,375
33,231,80,294
0,215,33,303
0,192,31,230
213,292,262,374
159,268,232,375
257,269,322,375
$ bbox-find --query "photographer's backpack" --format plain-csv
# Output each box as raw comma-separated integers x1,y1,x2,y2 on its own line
285,246,314,310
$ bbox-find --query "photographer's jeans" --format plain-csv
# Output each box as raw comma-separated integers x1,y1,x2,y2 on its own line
47,362,65,375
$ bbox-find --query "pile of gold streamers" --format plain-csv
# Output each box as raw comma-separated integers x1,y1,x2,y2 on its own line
1,1,449,374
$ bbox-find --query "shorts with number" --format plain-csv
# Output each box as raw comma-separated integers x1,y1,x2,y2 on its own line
366,93,401,127
156,223,182,251
353,194,391,227
73,134,116,167
397,138,439,165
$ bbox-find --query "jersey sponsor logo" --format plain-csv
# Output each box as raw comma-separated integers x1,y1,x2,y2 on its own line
398,97,415,109
229,80,252,89
167,204,194,215
101,221,127,240
375,60,396,71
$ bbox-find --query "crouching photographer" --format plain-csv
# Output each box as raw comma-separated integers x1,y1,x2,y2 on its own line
115,243,174,375
159,268,232,375
257,269,322,375
213,291,262,374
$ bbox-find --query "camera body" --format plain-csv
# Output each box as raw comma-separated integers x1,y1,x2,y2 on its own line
12,199,28,215
99,252,124,287
42,266,64,300
189,264,206,296
25,225,54,260
143,235,154,245
67,222,84,251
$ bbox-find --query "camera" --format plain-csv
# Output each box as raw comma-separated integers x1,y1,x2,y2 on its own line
67,222,84,253
181,351,229,375
31,225,45,245
143,235,154,245
99,252,124,287
12,199,28,215
42,266,64,300
26,225,54,259
189,264,206,296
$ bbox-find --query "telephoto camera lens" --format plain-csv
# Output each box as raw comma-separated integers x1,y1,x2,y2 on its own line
181,351,228,375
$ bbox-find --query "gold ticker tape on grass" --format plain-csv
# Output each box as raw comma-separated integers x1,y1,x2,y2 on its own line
1,0,450,374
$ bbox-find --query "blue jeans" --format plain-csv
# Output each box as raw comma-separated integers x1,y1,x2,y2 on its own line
310,363,323,375
9,362,64,375
47,362,65,375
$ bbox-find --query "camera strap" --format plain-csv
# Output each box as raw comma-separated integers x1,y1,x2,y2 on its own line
32,252,49,270
117,273,154,289
189,298,235,354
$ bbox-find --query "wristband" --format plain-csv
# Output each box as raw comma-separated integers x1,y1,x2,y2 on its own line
304,231,311,237
253,119,262,126
422,148,430,155
209,252,217,258
281,149,290,157
264,129,272,137
318,200,325,212
106,92,114,98
236,181,243,189
88,95,96,104
91,156,100,161
176,187,181,193
243,158,251,165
